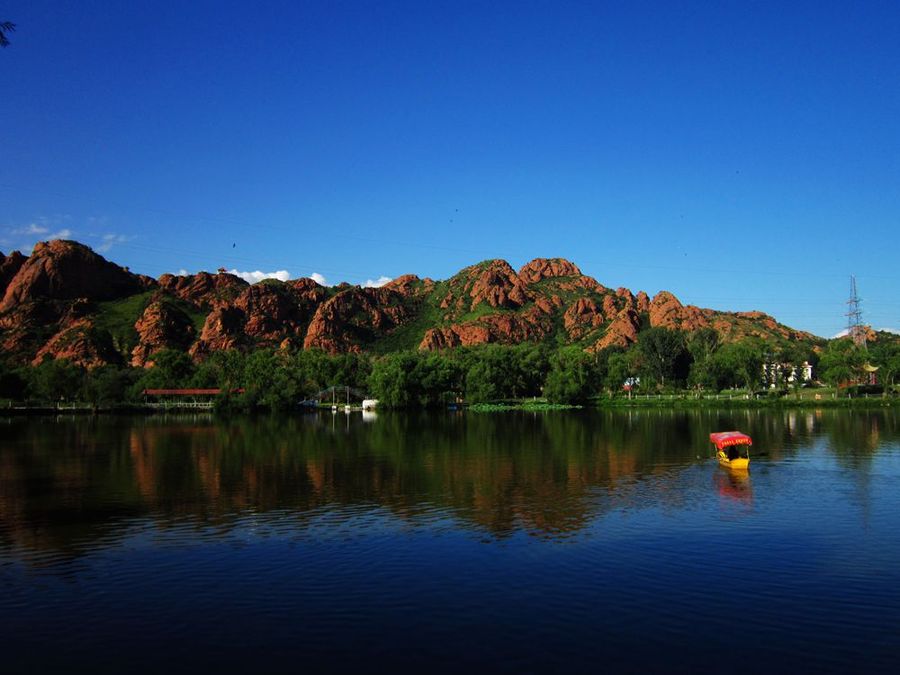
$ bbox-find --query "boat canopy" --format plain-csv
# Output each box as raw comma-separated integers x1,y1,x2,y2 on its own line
710,431,753,450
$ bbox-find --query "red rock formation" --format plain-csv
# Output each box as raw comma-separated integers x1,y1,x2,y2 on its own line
0,239,829,363
233,281,326,345
440,260,530,313
635,291,650,314
420,324,492,350
736,310,766,320
517,258,608,295
602,295,619,318
33,320,120,369
158,270,248,310
563,298,606,340
60,297,94,324
287,277,329,303
0,250,27,296
484,308,553,342
517,258,582,283
711,310,820,344
648,291,710,331
384,274,434,298
533,296,560,314
190,307,247,358
304,287,416,353
648,291,682,327
0,240,148,313
0,301,64,359
420,307,553,350
589,309,642,351
131,301,196,367
614,288,634,309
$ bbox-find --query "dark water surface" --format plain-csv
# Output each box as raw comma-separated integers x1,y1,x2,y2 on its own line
2,409,900,673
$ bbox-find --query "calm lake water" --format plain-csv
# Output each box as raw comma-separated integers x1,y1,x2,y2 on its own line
2,409,900,673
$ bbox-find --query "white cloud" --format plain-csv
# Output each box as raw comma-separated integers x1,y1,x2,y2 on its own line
832,327,900,339
364,276,392,288
3,218,76,254
177,269,189,276
302,273,388,288
228,269,291,284
17,229,72,253
96,233,131,253
12,223,70,239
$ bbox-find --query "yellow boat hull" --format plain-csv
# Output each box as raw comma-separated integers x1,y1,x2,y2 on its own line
717,452,749,470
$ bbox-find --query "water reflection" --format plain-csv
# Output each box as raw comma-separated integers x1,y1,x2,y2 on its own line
713,468,753,504
0,409,898,564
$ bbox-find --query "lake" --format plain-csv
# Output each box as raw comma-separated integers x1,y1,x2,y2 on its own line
2,409,899,673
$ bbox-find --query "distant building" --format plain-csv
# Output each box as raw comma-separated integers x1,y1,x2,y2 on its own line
763,361,813,388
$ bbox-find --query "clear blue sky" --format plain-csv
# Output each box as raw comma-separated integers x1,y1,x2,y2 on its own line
2,0,899,337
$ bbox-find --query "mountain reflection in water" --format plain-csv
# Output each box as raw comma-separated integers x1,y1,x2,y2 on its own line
2,410,900,674
0,409,896,563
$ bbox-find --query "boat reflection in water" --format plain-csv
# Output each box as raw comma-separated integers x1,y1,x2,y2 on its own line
713,467,753,504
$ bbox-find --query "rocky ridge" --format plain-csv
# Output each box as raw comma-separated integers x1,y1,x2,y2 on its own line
0,240,824,368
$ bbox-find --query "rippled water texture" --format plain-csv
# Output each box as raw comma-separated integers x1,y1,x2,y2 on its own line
2,410,900,673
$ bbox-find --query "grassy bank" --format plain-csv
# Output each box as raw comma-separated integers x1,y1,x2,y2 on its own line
460,387,900,412
468,401,582,412
593,396,898,409
4,390,898,415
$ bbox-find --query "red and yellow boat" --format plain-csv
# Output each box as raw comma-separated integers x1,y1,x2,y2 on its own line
710,431,752,470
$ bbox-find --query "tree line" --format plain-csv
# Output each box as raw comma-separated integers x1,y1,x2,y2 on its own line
2,329,898,409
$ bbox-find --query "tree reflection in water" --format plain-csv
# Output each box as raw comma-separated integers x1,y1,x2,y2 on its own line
1,409,897,564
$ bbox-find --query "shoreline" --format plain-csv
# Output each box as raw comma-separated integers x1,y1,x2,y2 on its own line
2,396,898,416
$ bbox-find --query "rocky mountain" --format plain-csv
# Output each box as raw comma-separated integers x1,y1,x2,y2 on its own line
0,239,825,369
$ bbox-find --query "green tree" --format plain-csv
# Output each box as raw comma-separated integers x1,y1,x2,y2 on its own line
239,350,300,409
687,328,720,393
368,353,423,407
27,358,84,402
604,349,637,396
465,359,500,403
0,362,27,400
419,353,464,406
375,352,467,407
544,347,598,403
637,327,690,389
818,339,865,388
83,365,139,406
450,344,546,402
881,353,900,396
866,337,900,396
782,345,813,398
134,349,196,392
190,350,245,390
710,340,764,390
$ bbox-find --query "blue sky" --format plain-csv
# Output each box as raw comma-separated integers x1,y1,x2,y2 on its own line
2,0,899,337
